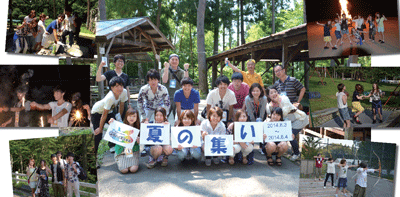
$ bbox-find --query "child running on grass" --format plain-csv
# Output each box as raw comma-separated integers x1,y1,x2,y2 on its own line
352,84,365,124
337,83,351,128
316,21,336,50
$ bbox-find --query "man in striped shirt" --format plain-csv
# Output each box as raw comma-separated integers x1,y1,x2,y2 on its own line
273,65,306,106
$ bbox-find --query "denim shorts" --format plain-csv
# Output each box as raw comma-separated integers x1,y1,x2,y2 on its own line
372,100,383,114
337,178,347,188
339,107,351,120
335,30,342,39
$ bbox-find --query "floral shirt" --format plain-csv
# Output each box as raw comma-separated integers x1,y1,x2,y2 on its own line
137,84,170,117
65,162,80,183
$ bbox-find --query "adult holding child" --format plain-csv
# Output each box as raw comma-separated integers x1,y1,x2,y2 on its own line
161,54,189,119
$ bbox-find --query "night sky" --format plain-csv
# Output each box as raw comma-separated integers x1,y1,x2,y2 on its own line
306,0,398,22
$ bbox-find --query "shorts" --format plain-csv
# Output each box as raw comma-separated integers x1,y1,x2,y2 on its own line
36,32,43,43
339,107,351,121
341,29,349,34
378,26,384,33
335,31,342,39
372,100,383,114
324,36,332,42
337,178,347,188
352,101,364,113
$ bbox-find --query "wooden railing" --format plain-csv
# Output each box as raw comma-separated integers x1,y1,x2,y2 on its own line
12,171,98,197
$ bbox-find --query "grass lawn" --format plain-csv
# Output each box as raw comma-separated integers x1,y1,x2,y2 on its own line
309,76,400,112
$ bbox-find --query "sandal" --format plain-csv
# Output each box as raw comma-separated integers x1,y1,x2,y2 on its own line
243,157,248,165
276,156,282,166
267,156,274,166
161,156,169,167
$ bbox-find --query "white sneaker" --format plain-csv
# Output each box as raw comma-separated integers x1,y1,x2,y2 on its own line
110,147,115,153
324,186,326,189
290,154,300,161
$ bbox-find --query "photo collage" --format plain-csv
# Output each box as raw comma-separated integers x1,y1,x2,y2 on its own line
1,0,400,196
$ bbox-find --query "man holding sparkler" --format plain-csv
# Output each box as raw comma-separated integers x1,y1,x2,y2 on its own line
30,86,72,127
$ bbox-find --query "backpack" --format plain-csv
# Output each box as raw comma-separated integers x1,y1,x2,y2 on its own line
75,162,87,180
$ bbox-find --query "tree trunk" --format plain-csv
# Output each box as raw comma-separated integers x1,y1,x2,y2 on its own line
197,0,207,95
82,135,87,174
229,26,232,49
272,0,275,34
237,0,240,46
156,0,162,27
53,0,56,19
189,23,193,79
8,0,13,33
179,24,185,53
86,0,90,29
213,0,219,55
240,0,245,45
99,0,107,20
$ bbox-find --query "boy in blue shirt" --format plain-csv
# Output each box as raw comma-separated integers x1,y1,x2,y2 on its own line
42,14,65,48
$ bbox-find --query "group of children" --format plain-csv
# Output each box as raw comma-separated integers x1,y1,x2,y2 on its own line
26,151,82,197
0,86,90,128
314,154,380,197
336,83,384,127
317,12,387,50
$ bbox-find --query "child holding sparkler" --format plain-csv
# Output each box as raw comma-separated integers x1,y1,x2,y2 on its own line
30,85,72,127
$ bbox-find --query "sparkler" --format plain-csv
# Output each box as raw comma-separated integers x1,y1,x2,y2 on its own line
71,109,85,127
339,0,351,19
40,116,44,127
22,96,25,107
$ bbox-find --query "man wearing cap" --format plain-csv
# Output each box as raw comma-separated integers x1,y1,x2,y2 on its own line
161,54,189,119
225,59,264,88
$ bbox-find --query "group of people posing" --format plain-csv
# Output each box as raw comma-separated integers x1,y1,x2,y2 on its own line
26,151,82,197
336,83,385,127
91,54,309,172
13,6,79,54
317,12,387,50
0,86,90,128
314,154,380,197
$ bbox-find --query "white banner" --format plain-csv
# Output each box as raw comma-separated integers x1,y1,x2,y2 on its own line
140,123,170,145
263,121,292,142
171,126,201,148
233,122,264,143
204,135,233,156
103,121,140,149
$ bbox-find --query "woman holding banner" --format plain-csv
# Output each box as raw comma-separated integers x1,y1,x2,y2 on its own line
109,108,140,174
227,110,254,165
262,107,289,166
175,110,202,163
144,107,173,168
201,106,227,166
266,86,309,161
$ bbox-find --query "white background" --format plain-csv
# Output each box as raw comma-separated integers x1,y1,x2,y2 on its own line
0,0,400,196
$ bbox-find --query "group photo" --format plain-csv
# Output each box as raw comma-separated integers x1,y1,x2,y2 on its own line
305,0,400,58
0,65,91,128
90,0,312,195
5,0,97,57
308,67,400,128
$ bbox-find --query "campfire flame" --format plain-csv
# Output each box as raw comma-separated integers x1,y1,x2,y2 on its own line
339,0,351,19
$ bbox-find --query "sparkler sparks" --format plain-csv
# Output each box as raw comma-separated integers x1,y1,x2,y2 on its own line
40,116,44,127
71,109,85,126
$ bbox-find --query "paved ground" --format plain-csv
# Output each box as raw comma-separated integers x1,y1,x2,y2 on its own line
307,18,400,59
98,146,300,197
299,169,394,197
318,108,393,128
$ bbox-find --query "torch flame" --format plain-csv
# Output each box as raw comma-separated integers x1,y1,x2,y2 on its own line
339,0,351,19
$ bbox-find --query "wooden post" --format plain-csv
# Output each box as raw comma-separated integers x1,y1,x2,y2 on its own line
16,171,19,184
304,61,310,91
241,60,245,71
96,44,104,99
220,59,224,76
282,40,288,69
